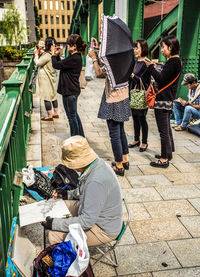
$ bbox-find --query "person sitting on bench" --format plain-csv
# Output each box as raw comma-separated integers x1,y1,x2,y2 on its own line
42,136,123,246
173,73,200,131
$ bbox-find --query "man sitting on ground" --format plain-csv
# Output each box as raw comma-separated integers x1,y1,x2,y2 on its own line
173,73,200,131
42,136,123,246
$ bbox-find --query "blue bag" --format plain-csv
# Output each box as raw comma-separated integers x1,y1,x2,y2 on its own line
49,241,77,277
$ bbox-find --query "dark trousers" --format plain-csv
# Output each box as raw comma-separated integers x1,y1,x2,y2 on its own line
154,109,175,160
132,112,148,144
62,95,84,137
107,120,129,162
44,100,58,111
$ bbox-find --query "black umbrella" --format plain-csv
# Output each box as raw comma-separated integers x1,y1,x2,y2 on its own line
99,14,134,90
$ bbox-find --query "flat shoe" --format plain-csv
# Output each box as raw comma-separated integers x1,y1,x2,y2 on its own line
111,164,125,176
155,154,172,161
41,117,53,121
53,114,59,118
128,141,140,148
139,144,148,152
112,161,129,170
150,159,169,168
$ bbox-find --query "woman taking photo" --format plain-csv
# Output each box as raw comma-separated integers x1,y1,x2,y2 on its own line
88,38,130,176
34,37,59,121
129,39,151,152
51,34,87,137
145,35,182,168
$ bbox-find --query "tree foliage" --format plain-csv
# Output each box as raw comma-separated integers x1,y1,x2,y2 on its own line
0,3,28,47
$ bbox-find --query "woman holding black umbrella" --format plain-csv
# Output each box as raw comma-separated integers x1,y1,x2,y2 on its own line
89,39,132,176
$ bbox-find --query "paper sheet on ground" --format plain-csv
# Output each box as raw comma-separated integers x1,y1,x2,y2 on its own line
19,199,70,227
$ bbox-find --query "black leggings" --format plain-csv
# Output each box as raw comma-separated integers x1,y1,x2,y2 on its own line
44,100,58,111
132,114,148,144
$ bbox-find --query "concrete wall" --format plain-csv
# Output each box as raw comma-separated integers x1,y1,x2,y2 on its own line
115,0,127,23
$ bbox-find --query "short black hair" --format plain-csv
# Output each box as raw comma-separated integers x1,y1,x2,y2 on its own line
45,37,57,52
134,39,149,57
161,35,180,55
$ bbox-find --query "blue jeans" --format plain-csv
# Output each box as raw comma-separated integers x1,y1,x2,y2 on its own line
62,95,84,137
174,102,200,127
107,120,129,162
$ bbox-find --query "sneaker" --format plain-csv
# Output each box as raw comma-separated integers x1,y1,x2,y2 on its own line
174,125,187,131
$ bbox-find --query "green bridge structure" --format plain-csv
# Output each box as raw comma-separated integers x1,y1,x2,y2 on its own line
0,0,199,275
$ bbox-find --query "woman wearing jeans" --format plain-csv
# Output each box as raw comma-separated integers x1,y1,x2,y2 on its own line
145,35,182,168
51,34,87,137
88,39,131,176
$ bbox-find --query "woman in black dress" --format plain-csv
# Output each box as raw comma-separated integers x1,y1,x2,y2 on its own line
145,35,182,168
129,39,151,152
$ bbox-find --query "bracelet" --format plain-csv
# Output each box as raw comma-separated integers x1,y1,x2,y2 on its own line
92,59,97,63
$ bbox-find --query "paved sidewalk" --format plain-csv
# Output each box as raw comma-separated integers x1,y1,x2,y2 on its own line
27,77,200,277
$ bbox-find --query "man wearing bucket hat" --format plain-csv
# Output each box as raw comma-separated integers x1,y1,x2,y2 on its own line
42,136,123,246
173,73,200,131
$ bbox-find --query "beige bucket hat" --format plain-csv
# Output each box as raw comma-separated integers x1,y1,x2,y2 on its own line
62,136,98,169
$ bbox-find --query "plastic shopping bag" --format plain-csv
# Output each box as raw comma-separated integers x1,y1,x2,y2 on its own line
85,55,96,81
65,224,89,277
22,165,35,186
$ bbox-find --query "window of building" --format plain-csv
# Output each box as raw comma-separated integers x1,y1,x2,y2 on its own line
44,0,47,10
56,1,59,10
56,15,59,24
73,1,75,9
68,29,70,35
45,29,49,37
0,3,4,8
67,1,70,10
50,0,53,10
67,15,70,24
51,29,54,37
61,1,64,10
50,15,54,24
45,15,48,24
62,15,65,24
39,15,42,24
62,29,65,38
38,1,41,9
40,29,43,37
57,29,60,38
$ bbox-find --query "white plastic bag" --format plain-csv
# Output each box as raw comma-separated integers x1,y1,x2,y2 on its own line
65,223,89,277
22,165,35,187
85,55,96,81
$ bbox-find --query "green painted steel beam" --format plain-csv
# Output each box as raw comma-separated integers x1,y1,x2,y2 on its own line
127,0,144,42
89,0,99,41
103,0,115,16
146,6,178,50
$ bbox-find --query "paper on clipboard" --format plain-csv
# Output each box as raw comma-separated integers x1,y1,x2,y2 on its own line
19,199,70,227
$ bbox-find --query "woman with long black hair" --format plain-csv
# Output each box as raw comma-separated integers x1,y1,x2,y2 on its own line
145,35,182,168
51,34,87,137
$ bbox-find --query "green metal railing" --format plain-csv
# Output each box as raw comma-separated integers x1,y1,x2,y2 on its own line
0,52,34,276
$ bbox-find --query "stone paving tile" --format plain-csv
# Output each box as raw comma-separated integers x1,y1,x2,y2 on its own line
173,162,200,173
179,216,200,237
123,274,152,277
31,119,41,131
127,175,172,188
138,164,179,175
122,188,162,203
123,203,151,221
185,145,200,153
130,218,191,243
180,153,200,162
28,130,41,145
152,267,200,277
188,198,200,213
26,144,41,161
156,185,200,200
118,226,136,246
90,256,116,277
164,172,200,185
168,238,200,267
144,200,199,218
41,132,65,145
27,160,42,167
128,153,151,165
115,242,181,275
118,176,132,189
125,166,144,176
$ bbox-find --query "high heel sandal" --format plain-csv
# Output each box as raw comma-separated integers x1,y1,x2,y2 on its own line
139,144,148,152
112,161,129,170
111,164,125,176
128,141,140,148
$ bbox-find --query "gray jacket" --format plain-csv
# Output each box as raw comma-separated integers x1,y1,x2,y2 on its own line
52,158,123,237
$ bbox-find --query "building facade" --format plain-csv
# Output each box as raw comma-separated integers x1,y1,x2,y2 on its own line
34,0,76,45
